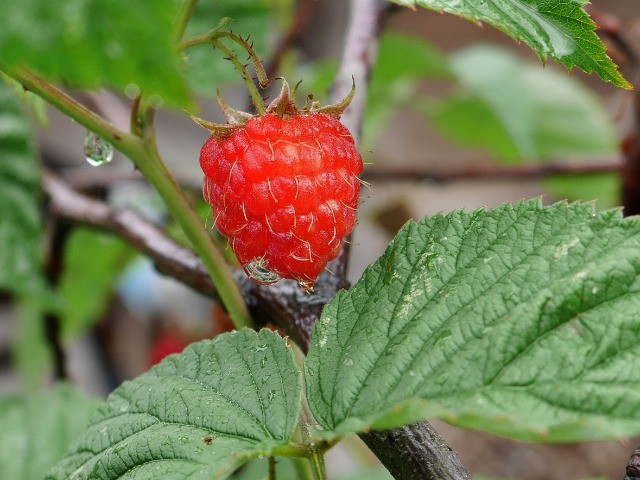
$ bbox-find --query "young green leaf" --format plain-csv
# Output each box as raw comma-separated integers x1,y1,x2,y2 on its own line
0,384,99,480
47,329,301,480
0,81,45,298
306,200,640,442
0,0,190,106
391,0,632,89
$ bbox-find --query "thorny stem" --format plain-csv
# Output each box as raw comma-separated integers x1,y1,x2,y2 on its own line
210,38,266,114
2,66,253,330
218,31,269,88
181,32,268,112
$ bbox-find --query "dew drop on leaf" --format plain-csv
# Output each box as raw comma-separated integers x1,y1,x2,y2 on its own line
84,131,114,166
179,436,188,444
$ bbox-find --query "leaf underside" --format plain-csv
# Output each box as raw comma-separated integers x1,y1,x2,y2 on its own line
306,200,640,442
391,0,632,89
48,329,301,480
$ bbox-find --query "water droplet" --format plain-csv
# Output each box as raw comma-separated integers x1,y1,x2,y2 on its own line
261,373,271,383
179,436,189,444
260,356,268,367
84,131,114,166
268,390,277,402
193,446,203,454
298,279,315,292
308,368,316,377
255,343,268,352
243,260,280,285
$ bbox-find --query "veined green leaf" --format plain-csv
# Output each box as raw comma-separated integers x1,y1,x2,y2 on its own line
390,0,631,89
0,81,44,297
0,0,190,106
0,384,99,480
48,329,301,480
306,200,640,442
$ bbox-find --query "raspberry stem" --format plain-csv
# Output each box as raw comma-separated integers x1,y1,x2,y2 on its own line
181,31,268,113
210,38,266,114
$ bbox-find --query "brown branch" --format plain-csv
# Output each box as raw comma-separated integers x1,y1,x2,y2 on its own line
362,159,623,183
43,170,223,300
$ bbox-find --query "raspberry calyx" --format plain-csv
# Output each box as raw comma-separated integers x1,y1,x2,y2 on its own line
195,79,363,292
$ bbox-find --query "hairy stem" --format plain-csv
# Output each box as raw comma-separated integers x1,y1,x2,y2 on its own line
180,33,268,111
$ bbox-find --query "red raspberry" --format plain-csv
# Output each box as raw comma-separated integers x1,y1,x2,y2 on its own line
196,81,362,291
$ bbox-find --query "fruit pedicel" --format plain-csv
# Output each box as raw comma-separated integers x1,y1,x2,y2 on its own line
195,80,363,291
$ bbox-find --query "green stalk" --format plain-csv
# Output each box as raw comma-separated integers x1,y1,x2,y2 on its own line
180,33,267,113
2,66,253,330
308,449,327,480
268,457,277,480
211,38,266,114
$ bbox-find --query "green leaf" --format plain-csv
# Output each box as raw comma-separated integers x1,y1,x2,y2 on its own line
0,0,190,107
59,229,135,339
0,81,45,298
306,199,640,442
390,0,631,89
185,0,272,97
0,384,99,480
423,45,618,164
48,328,302,480
364,32,451,148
